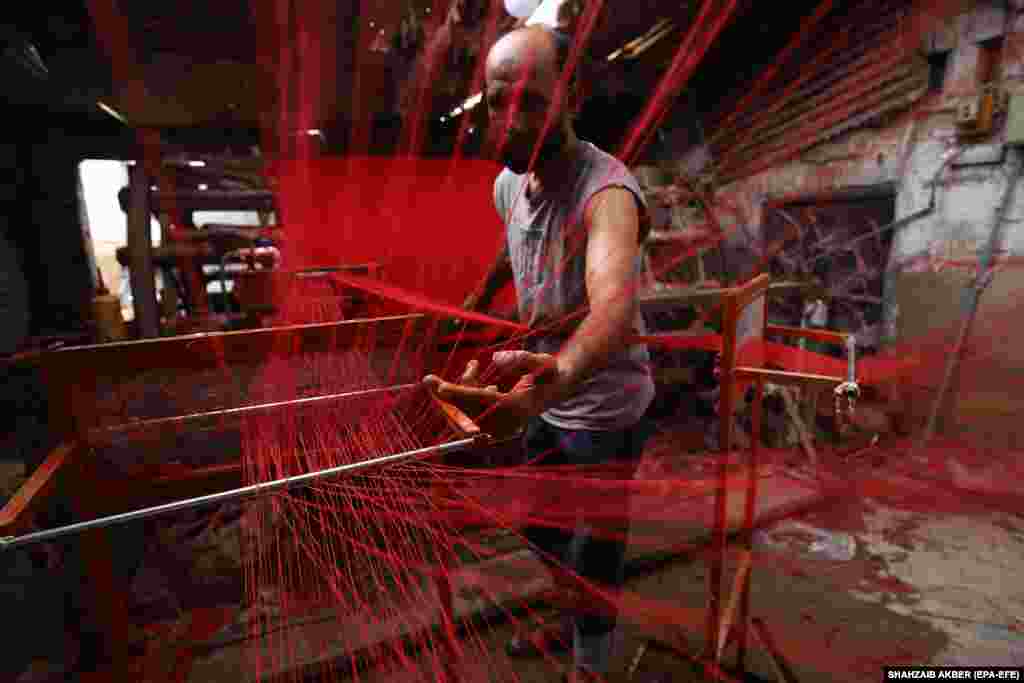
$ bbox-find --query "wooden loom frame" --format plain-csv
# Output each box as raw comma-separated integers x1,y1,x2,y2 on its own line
2,273,858,681
0,312,488,681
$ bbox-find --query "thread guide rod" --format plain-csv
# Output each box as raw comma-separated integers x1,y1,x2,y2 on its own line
89,383,421,441
1,436,478,551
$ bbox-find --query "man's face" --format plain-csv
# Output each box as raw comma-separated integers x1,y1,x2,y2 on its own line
484,43,568,174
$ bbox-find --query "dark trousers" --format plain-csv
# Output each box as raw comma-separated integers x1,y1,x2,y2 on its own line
520,416,650,643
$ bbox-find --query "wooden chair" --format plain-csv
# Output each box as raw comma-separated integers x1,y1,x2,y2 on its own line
628,274,858,681
708,272,859,676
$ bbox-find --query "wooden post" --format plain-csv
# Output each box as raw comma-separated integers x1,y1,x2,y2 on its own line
706,295,737,660
735,378,765,672
751,617,799,683
433,478,460,683
716,549,752,663
67,352,134,679
127,163,159,337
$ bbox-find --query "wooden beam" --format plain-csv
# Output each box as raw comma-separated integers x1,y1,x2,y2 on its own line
128,163,160,337
638,281,809,314
766,324,849,347
0,442,79,535
638,285,728,313
40,313,425,380
751,617,800,683
150,189,276,212
734,367,842,389
716,549,753,663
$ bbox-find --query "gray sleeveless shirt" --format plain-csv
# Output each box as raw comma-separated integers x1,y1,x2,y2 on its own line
494,140,655,431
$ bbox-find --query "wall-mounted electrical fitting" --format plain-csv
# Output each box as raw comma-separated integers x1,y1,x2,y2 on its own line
956,89,998,137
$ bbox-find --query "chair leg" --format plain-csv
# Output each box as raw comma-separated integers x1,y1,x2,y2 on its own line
626,641,649,680
751,617,800,683
715,550,752,664
736,379,764,673
707,373,735,660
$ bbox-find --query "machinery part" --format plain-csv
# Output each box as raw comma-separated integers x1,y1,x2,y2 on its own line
0,436,478,551
833,334,860,422
834,382,860,421
779,386,818,466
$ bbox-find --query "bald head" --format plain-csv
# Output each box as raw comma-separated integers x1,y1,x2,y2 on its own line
486,26,563,84
483,27,578,174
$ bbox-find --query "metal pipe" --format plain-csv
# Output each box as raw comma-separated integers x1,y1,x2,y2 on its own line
846,334,857,383
0,436,477,551
90,383,419,441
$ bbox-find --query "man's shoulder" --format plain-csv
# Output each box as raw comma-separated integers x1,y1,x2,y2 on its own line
494,167,520,192
494,168,525,218
577,141,644,206
581,140,632,179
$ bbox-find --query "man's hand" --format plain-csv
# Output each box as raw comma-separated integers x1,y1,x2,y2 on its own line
422,351,557,438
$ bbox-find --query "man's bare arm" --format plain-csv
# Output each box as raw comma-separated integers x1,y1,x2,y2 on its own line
535,187,641,405
424,191,640,435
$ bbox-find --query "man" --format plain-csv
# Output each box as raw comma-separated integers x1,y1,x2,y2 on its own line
422,25,654,682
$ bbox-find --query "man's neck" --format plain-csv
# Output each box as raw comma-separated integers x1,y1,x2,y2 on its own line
530,131,581,195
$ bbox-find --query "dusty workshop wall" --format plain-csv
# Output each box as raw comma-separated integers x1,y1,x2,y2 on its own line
708,0,1024,434
884,0,1024,384
710,104,918,318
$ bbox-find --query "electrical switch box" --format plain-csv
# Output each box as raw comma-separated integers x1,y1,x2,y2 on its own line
956,91,996,137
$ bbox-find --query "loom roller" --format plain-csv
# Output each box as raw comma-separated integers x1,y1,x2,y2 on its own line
0,382,484,552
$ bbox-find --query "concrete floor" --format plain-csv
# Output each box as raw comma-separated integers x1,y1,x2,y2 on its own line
341,496,1024,683
5,423,1024,682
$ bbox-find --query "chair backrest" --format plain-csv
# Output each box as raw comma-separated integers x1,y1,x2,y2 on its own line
720,273,770,373
734,285,767,369
718,273,770,453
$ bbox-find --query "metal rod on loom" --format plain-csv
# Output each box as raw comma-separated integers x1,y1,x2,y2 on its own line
0,436,478,551
90,383,421,439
